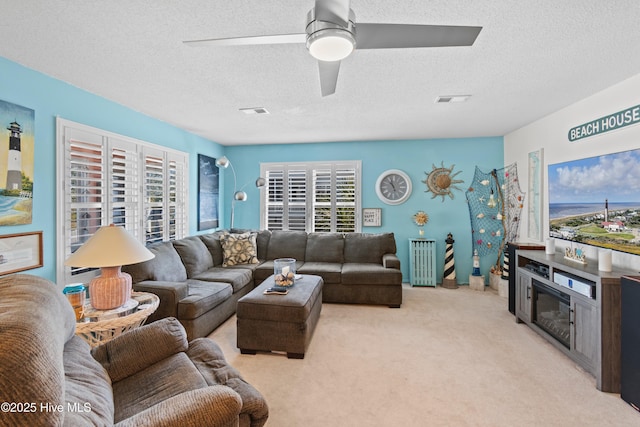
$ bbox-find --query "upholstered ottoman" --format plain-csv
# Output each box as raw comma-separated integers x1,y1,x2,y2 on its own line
237,274,323,359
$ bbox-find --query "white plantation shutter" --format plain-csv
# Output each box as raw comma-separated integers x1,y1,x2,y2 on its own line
66,132,106,279
142,150,187,244
168,153,188,240
57,118,188,285
335,165,357,232
288,169,307,231
265,169,284,230
261,161,360,232
110,138,140,233
313,168,332,232
143,149,165,245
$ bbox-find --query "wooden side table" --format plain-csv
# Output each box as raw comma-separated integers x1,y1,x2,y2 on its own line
75,291,159,347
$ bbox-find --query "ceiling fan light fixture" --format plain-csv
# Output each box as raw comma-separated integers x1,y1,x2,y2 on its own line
307,28,355,61
435,95,471,103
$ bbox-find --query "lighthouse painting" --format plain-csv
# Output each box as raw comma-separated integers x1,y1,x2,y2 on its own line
0,99,34,225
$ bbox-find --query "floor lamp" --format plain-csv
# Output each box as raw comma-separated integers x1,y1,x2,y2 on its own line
215,156,247,229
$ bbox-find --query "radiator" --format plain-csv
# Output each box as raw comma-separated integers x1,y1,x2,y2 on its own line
409,238,436,287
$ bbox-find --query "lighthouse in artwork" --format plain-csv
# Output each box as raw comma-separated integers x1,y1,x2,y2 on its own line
5,121,22,191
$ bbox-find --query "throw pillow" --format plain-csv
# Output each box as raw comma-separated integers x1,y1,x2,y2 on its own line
220,232,259,267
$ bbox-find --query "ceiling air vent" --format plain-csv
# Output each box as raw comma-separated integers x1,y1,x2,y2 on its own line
239,107,270,115
435,95,470,103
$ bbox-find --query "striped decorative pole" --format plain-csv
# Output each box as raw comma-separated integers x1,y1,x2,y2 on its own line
442,233,458,289
501,246,509,280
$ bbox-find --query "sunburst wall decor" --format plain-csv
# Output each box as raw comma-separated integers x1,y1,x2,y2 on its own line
422,162,464,201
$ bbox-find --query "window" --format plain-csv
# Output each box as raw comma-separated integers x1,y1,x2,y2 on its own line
260,161,361,232
56,118,188,285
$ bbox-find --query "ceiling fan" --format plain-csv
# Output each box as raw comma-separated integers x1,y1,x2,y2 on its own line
184,0,482,96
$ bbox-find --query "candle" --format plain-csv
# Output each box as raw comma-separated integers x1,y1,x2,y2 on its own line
545,238,555,255
598,249,612,272
282,266,290,276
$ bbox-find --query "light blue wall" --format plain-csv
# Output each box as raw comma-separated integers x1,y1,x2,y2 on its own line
224,138,504,283
0,57,223,282
1,55,505,285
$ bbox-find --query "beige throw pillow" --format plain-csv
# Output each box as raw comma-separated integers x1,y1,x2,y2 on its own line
220,232,259,266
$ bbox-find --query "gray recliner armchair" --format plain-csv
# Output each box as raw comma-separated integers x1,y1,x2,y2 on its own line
0,274,268,427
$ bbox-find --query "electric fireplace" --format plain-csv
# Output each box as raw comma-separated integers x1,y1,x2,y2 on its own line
532,279,571,349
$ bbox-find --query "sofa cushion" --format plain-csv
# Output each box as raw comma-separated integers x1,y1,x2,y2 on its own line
112,352,208,423
133,280,188,321
305,232,344,263
252,261,276,284
256,229,272,260
91,318,189,383
220,232,259,267
178,281,233,320
199,231,225,266
341,263,403,285
192,267,253,293
63,336,114,426
124,241,187,283
187,338,269,426
267,230,307,260
297,262,343,284
343,232,397,264
173,236,214,277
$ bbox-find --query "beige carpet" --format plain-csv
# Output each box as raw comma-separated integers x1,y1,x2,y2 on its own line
208,284,639,426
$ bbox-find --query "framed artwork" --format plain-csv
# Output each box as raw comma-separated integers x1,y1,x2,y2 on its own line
0,231,43,275
197,154,219,231
362,208,382,226
528,148,543,241
0,99,35,225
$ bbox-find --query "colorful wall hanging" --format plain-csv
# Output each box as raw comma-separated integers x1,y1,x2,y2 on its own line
0,99,34,225
466,163,524,271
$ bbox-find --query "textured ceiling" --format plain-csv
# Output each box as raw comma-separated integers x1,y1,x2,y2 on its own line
1,1,640,146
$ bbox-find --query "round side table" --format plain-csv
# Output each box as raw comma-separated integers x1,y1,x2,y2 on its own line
75,291,159,348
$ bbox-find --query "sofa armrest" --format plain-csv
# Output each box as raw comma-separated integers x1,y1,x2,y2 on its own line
91,317,188,382
133,280,188,321
115,386,242,427
382,253,400,269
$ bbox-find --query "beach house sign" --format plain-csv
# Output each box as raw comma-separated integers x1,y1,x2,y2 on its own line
568,104,640,142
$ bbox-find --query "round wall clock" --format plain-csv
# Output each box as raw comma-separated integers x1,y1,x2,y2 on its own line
375,169,412,205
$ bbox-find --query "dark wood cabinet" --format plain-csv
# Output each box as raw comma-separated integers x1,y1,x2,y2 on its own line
621,276,640,411
507,242,544,314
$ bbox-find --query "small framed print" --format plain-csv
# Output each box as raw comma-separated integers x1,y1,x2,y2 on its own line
362,208,382,227
0,231,43,276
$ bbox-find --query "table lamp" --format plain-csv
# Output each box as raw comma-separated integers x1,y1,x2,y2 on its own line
64,224,155,310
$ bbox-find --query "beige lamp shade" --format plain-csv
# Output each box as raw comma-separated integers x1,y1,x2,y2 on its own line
65,224,154,268
65,225,155,310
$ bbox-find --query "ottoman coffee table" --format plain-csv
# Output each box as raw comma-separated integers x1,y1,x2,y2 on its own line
237,274,323,359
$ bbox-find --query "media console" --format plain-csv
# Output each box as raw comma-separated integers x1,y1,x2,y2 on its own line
515,249,636,393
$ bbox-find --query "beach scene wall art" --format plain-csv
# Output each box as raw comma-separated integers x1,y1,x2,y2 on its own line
0,99,34,225
548,148,640,255
197,154,219,230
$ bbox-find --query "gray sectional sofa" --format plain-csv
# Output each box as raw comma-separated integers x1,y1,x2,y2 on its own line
124,230,402,340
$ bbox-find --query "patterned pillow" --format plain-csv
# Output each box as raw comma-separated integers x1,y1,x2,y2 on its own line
220,232,259,266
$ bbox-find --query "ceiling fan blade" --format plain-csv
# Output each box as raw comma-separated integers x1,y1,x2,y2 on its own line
314,0,351,26
184,33,306,47
355,23,482,49
318,60,341,97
